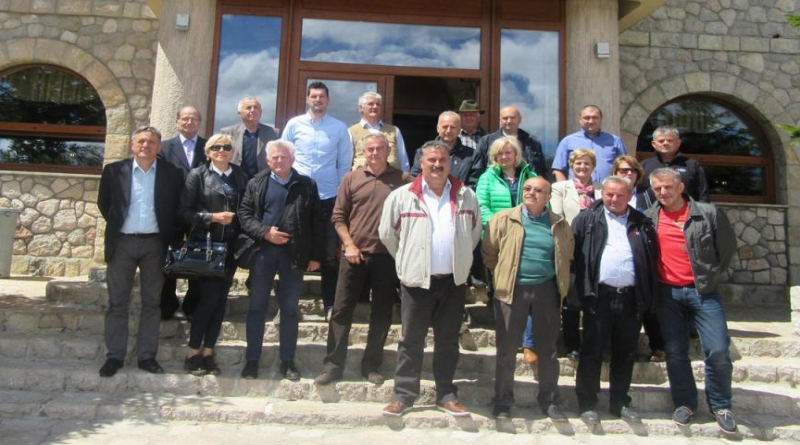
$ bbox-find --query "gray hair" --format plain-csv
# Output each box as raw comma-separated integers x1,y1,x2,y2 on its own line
420,140,450,156
649,167,682,184
266,139,296,158
362,133,388,147
237,97,261,112
358,92,382,107
652,125,680,140
602,175,633,193
438,110,461,125
132,126,162,141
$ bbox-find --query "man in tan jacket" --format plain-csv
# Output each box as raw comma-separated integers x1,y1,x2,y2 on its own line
482,176,574,421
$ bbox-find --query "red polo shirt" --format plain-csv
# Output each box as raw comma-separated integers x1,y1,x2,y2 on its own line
657,203,695,286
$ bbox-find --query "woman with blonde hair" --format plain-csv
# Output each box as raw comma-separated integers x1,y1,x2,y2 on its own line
178,133,248,375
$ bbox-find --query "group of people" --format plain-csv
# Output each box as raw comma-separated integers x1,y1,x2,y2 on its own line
96,82,737,435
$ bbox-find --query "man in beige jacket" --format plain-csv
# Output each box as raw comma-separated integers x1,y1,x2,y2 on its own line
482,176,574,421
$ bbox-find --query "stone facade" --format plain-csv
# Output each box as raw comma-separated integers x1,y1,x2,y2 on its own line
1,172,102,276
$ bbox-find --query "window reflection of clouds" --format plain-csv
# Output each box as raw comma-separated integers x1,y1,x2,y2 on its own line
213,15,282,132
307,79,377,126
301,19,480,70
500,30,560,162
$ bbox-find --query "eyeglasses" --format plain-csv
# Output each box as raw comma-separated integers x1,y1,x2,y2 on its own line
209,144,233,152
617,168,636,174
179,117,200,123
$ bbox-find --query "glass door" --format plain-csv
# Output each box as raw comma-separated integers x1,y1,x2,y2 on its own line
296,72,389,127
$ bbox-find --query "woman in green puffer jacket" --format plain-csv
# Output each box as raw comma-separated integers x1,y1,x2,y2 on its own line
476,136,539,365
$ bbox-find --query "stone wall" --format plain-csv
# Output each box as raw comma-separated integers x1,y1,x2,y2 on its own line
2,172,102,276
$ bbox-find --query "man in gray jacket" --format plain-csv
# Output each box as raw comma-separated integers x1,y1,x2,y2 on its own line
647,168,737,435
378,140,481,418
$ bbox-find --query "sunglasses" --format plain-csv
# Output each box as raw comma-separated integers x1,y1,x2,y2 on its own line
209,144,233,152
617,168,636,174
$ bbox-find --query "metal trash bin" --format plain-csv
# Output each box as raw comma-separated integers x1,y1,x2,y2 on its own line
0,208,22,279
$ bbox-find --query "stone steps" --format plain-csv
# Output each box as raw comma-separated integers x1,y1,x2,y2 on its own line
0,387,798,440
1,331,800,388
2,300,798,360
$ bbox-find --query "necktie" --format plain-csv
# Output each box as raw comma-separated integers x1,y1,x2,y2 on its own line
184,139,194,165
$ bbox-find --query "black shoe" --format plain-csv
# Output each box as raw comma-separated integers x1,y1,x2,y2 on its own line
468,274,486,288
184,355,206,376
314,371,342,386
99,358,123,377
492,405,511,419
363,372,385,386
580,410,599,426
672,406,693,426
280,361,301,381
714,409,738,435
203,355,221,375
544,404,568,422
566,350,580,361
241,360,259,379
138,358,164,374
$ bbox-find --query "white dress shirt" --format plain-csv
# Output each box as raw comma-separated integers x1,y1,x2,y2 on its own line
180,134,198,166
421,178,454,275
598,207,636,287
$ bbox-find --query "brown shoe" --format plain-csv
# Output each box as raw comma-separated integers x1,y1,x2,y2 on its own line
437,400,470,417
523,348,538,364
382,400,409,417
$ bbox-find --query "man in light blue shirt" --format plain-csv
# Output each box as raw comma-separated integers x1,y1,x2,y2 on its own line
282,81,352,314
552,105,626,183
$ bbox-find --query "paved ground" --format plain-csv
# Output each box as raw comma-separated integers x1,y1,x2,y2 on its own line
2,418,797,445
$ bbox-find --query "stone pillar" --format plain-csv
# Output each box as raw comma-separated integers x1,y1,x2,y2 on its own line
149,0,216,138
565,0,621,136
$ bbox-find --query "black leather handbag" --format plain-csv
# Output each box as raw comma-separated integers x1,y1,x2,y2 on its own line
164,226,227,279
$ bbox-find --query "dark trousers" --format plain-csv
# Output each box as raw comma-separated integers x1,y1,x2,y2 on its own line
320,198,339,310
188,253,236,350
642,311,665,352
161,278,200,317
575,285,641,414
561,273,582,352
494,280,561,410
324,253,398,376
105,234,165,361
245,244,304,362
393,277,466,405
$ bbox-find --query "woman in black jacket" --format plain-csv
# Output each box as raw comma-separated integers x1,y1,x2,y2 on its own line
178,133,248,375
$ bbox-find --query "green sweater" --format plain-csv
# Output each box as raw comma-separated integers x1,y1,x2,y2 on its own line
476,163,538,229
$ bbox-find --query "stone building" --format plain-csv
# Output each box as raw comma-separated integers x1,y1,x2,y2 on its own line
0,0,798,325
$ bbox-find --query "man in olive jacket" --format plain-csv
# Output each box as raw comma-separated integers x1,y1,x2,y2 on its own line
482,176,573,421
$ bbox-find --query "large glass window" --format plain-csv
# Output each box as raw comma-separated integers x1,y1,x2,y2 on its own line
0,65,105,172
499,30,560,162
301,19,481,70
213,15,282,131
637,96,773,201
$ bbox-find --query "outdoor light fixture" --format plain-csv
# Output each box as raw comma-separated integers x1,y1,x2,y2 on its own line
595,41,610,59
175,13,190,31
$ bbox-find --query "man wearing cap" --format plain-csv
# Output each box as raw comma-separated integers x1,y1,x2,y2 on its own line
457,100,487,150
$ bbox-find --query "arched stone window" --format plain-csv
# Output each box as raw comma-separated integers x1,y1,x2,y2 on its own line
0,65,106,174
636,95,774,203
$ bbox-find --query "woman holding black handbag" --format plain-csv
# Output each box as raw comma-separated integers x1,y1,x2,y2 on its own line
178,133,248,375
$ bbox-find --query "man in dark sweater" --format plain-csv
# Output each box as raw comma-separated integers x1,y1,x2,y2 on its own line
642,126,709,202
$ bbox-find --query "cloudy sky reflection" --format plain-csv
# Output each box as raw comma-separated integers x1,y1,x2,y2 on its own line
213,15,282,131
500,29,560,161
301,19,480,69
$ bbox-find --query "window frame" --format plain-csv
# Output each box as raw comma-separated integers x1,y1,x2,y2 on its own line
636,95,775,204
0,64,106,175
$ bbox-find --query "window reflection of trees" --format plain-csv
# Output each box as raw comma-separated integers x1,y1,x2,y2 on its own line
0,65,105,171
636,96,772,200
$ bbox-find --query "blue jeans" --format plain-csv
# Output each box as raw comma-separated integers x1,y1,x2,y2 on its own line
522,315,535,349
245,244,304,362
658,284,732,412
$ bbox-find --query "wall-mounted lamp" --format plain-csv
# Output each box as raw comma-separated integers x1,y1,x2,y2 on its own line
175,13,190,31
595,42,610,59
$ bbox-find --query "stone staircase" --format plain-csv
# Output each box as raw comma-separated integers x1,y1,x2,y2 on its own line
0,271,799,440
